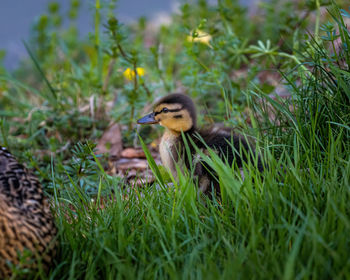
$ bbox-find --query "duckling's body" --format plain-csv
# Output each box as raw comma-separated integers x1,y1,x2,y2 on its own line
138,93,262,195
0,146,57,277
159,129,179,175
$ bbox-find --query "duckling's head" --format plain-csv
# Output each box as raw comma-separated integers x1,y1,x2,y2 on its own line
137,93,196,133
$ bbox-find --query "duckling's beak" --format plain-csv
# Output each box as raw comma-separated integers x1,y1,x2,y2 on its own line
137,112,159,124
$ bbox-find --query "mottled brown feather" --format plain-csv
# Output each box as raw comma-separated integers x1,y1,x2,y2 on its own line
0,146,57,278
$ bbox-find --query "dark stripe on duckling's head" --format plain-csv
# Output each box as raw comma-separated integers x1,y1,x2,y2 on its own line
153,93,197,133
154,107,184,116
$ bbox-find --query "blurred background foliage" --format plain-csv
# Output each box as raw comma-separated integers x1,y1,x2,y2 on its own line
0,0,349,175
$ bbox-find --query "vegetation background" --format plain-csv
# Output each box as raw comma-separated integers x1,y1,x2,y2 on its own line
0,0,349,278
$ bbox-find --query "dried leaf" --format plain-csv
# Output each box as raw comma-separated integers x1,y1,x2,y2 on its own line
96,123,123,157
121,147,146,158
115,158,149,170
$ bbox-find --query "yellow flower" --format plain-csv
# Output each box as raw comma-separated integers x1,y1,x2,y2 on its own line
123,67,145,81
187,29,212,47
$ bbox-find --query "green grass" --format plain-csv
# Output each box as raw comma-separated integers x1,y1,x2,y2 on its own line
1,0,350,279
45,134,349,279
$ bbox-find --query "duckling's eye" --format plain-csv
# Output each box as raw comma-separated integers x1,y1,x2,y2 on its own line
162,108,169,113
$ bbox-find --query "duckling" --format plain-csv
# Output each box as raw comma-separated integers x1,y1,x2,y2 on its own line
0,146,57,278
137,93,263,196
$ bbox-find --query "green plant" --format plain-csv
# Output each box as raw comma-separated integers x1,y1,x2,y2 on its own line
0,0,349,278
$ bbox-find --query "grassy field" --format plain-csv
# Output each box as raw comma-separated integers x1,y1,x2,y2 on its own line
0,0,349,279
